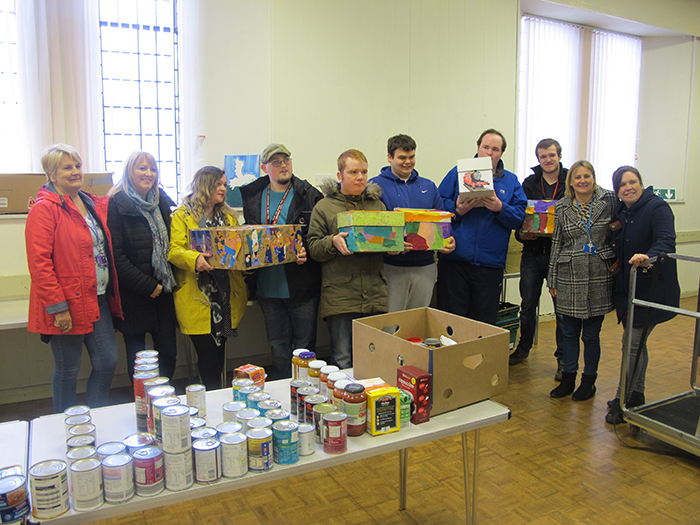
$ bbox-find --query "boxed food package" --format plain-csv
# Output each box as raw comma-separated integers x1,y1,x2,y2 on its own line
337,210,404,252
353,307,509,416
397,366,432,424
234,364,265,389
456,157,494,202
189,224,302,270
395,209,453,251
522,199,556,235
365,386,400,436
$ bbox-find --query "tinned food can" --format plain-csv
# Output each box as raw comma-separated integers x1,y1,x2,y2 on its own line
186,384,207,419
246,417,273,432
123,432,155,456
64,414,91,438
216,421,243,439
152,395,181,445
161,404,191,455
246,391,271,410
101,453,135,504
163,449,194,492
190,417,207,431
135,349,159,360
96,441,126,461
147,385,176,434
236,408,261,433
246,428,273,473
191,427,218,441
304,394,328,426
219,433,248,479
296,386,319,423
63,405,90,418
256,399,282,412
192,439,222,484
323,412,348,454
237,385,262,406
69,458,103,511
289,379,312,416
231,378,254,401
66,434,96,451
132,446,164,497
0,474,28,512
272,420,299,465
312,403,336,444
265,409,290,423
29,459,69,519
222,401,247,422
65,446,97,467
298,423,315,456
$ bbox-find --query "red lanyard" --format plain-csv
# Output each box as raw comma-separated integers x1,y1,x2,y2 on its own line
265,185,292,224
541,178,559,200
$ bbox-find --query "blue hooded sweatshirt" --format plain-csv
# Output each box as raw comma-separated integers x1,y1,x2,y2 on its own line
369,166,444,267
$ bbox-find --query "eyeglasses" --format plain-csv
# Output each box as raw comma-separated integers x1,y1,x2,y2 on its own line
267,157,292,168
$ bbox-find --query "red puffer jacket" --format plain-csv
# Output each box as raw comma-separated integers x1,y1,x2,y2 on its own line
26,187,123,335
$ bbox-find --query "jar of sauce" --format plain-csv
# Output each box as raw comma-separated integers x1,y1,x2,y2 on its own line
307,360,327,390
332,379,350,411
297,351,316,380
343,383,367,436
326,372,347,402
291,349,307,379
319,365,340,397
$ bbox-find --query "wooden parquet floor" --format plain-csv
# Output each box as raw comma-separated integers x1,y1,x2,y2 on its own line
30,298,700,523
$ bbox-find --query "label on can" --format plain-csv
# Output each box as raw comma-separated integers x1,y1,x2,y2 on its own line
272,421,299,465
246,428,273,472
289,379,311,416
192,439,222,483
101,453,135,504
220,433,248,478
132,447,164,497
161,405,192,454
323,413,348,454
163,450,194,491
186,384,207,419
0,475,27,509
29,460,70,519
298,423,315,456
69,458,103,511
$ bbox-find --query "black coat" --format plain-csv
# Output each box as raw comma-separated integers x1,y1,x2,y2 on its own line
240,175,323,302
107,189,177,334
610,187,680,327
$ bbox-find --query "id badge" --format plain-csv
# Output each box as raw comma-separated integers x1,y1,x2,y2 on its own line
96,254,108,267
583,242,597,255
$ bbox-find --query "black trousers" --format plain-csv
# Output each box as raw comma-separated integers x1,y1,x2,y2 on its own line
436,259,503,325
189,334,227,391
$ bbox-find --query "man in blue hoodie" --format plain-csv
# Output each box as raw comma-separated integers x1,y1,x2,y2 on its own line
370,135,455,312
437,129,527,325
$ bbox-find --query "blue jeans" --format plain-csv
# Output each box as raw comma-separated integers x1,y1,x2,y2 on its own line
517,250,564,360
326,312,374,369
560,314,605,376
257,295,319,380
49,294,118,413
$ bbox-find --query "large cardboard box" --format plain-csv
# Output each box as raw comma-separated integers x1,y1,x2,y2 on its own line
353,308,509,416
189,224,302,270
0,172,113,214
337,210,404,252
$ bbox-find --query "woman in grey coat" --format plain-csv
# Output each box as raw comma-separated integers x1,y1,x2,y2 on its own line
547,160,616,400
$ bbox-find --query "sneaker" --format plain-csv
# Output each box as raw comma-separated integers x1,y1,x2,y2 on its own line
554,363,564,382
509,349,529,365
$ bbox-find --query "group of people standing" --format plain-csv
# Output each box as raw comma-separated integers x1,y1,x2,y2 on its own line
25,132,680,426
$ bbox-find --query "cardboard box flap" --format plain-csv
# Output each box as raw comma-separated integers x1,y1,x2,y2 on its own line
337,210,405,227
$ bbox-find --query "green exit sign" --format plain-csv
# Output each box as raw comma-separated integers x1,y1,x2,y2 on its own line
653,188,676,201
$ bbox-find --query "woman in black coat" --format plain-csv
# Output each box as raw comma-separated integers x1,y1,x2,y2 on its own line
107,151,178,380
605,166,680,424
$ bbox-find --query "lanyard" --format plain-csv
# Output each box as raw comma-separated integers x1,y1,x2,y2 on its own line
265,185,292,224
575,198,593,240
541,178,559,200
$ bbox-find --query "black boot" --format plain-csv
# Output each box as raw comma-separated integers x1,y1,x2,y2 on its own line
509,349,529,365
572,373,597,401
628,391,645,408
550,372,576,398
605,398,624,424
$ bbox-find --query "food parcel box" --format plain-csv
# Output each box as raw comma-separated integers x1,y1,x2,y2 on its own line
0,172,113,214
522,199,556,235
189,224,302,270
353,307,509,415
337,210,404,252
456,156,494,203
395,209,453,251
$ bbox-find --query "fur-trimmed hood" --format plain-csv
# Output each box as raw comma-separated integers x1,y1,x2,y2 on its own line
319,178,383,200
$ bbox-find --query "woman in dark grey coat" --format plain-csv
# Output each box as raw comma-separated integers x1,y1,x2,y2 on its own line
107,152,178,380
605,166,679,424
547,160,616,400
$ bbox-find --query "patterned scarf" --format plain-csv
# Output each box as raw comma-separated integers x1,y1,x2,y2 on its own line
125,184,177,293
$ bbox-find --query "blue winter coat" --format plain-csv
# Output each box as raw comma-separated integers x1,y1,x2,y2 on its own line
370,166,444,267
611,187,679,327
438,160,527,269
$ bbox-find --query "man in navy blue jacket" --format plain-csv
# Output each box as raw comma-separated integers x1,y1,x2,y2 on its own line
437,129,527,325
370,135,455,312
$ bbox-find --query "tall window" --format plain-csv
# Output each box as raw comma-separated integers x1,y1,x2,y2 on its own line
98,0,180,197
517,16,642,184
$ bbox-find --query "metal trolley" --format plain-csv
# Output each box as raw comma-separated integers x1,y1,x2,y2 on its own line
620,253,700,456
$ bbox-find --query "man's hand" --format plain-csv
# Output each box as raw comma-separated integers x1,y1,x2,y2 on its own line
195,253,213,272
150,284,163,298
296,246,308,265
456,196,480,215
481,194,503,213
520,231,537,241
438,236,456,254
333,232,351,256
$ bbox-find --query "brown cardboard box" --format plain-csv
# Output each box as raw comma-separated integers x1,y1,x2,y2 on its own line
352,307,509,416
0,173,113,214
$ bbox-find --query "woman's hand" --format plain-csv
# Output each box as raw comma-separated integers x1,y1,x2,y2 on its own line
295,246,308,265
54,310,73,332
629,253,650,267
549,287,557,298
150,284,163,298
333,232,351,256
195,254,213,272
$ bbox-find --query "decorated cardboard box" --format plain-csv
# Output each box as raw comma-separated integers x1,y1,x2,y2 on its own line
337,211,404,252
189,224,303,270
396,209,453,250
456,157,494,202
522,199,556,235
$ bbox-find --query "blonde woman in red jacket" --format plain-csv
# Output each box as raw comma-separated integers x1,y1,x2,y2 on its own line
26,144,123,412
